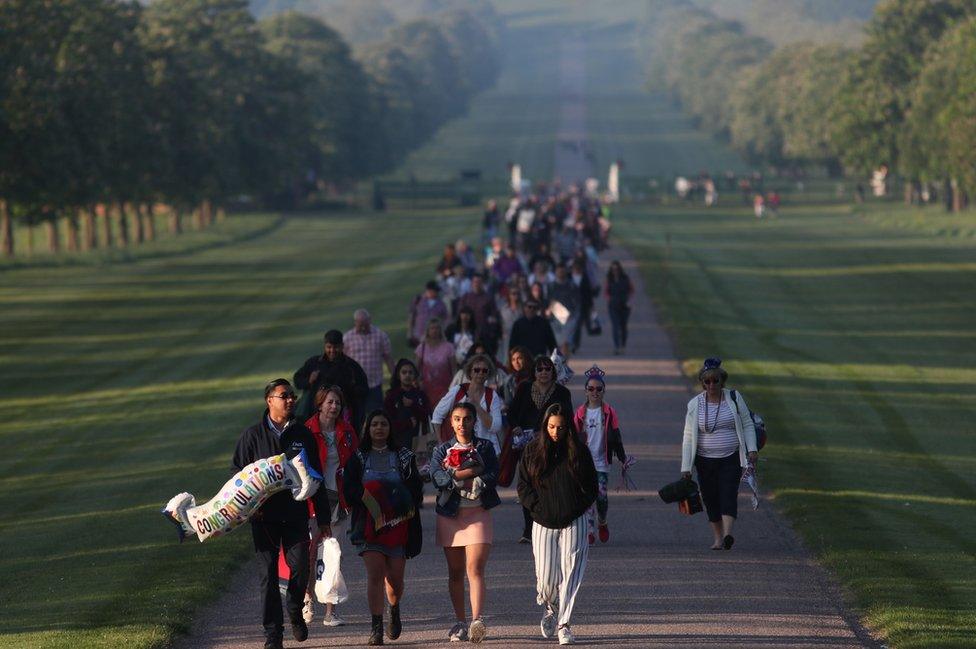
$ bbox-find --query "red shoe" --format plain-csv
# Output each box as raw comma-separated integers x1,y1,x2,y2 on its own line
598,523,609,543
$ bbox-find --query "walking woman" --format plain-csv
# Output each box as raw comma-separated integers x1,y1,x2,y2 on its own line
431,353,503,453
507,355,573,543
572,366,627,544
517,404,598,645
605,260,633,355
681,358,758,550
415,317,456,405
445,306,479,365
430,402,500,643
304,386,359,626
383,359,431,450
500,345,533,410
343,411,424,645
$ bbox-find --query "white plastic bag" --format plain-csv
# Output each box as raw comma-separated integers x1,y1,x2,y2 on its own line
314,537,348,604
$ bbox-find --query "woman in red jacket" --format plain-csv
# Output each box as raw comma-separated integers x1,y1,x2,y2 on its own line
304,385,359,626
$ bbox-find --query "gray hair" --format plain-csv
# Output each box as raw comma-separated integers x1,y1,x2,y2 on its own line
464,353,496,382
353,308,370,322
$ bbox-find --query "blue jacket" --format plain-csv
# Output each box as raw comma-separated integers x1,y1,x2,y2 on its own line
430,437,501,517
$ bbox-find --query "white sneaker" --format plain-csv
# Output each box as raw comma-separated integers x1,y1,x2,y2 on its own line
302,594,314,624
540,603,557,639
558,625,575,645
448,621,468,642
469,618,487,643
322,611,344,627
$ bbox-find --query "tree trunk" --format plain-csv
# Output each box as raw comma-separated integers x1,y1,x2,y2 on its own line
952,178,963,213
26,221,35,256
45,216,60,253
216,205,226,222
116,202,129,247
66,213,80,252
100,204,113,248
0,200,13,257
169,207,182,234
193,204,204,230
83,206,97,250
133,202,145,244
903,180,914,206
141,203,156,242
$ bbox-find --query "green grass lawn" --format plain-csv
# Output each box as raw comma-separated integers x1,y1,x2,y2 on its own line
0,208,479,648
616,200,976,648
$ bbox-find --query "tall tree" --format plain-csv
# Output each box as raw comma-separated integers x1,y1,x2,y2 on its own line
829,0,976,174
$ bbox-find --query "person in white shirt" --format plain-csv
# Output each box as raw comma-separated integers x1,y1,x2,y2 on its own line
431,354,503,454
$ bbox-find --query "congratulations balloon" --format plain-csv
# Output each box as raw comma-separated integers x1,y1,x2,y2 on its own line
162,450,322,542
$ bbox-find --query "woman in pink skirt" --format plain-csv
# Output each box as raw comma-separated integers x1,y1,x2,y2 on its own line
430,402,501,644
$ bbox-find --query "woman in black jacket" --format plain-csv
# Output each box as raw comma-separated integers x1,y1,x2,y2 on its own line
343,410,423,645
517,404,597,646
507,354,573,542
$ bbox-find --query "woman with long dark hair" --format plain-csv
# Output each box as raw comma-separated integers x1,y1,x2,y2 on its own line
343,411,423,645
507,355,573,543
383,359,432,450
517,403,598,645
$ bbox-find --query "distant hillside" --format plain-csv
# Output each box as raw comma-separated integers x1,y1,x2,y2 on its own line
691,0,877,45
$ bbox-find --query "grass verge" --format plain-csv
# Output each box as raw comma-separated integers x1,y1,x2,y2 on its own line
616,200,976,648
0,207,479,648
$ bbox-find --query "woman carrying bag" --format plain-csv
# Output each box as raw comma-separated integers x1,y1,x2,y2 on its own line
517,404,598,645
680,358,758,550
430,402,500,644
343,411,424,645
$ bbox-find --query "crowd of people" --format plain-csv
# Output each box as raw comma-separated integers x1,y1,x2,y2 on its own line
229,185,759,648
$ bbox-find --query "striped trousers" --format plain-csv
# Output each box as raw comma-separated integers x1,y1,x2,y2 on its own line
531,514,589,627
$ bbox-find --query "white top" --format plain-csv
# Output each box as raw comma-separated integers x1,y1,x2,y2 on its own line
431,384,503,454
322,429,339,491
681,388,758,472
695,395,738,459
584,406,608,472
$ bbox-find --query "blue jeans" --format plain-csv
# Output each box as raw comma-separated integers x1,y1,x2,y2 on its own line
608,302,629,349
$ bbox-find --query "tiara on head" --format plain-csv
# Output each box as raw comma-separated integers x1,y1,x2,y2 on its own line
702,357,722,370
584,364,606,381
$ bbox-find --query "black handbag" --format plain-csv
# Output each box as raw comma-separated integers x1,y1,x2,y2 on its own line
658,477,699,503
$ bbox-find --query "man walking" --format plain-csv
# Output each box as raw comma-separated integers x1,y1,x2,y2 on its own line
343,309,394,415
233,379,332,649
508,298,557,358
293,330,370,430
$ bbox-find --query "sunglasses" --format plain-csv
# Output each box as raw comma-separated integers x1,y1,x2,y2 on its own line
702,379,721,386
535,366,554,372
270,392,297,400
470,367,490,374
585,385,604,392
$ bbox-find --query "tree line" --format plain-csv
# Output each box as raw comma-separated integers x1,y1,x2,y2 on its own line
642,0,976,209
0,0,501,257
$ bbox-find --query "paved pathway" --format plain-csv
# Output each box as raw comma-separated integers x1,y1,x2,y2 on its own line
175,29,877,649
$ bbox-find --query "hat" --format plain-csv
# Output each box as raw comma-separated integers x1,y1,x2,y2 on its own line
323,329,344,345
525,298,541,308
425,280,440,292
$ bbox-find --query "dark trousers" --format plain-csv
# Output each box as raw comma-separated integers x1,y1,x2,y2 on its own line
608,302,629,349
522,505,533,538
251,519,310,640
694,453,743,522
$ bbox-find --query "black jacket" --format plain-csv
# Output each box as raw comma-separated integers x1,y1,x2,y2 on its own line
508,315,557,358
232,412,331,523
516,441,598,529
294,353,369,421
507,381,573,433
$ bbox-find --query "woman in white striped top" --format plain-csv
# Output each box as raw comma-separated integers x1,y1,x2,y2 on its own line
680,358,758,550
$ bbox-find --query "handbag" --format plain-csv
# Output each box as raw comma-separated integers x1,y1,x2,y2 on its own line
314,537,348,604
678,492,704,516
586,312,602,336
412,418,438,478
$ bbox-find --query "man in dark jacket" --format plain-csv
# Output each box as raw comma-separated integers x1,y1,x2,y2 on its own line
293,329,369,430
508,299,557,358
233,379,332,649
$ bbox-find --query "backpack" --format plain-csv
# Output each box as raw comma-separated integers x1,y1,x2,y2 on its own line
730,390,766,450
